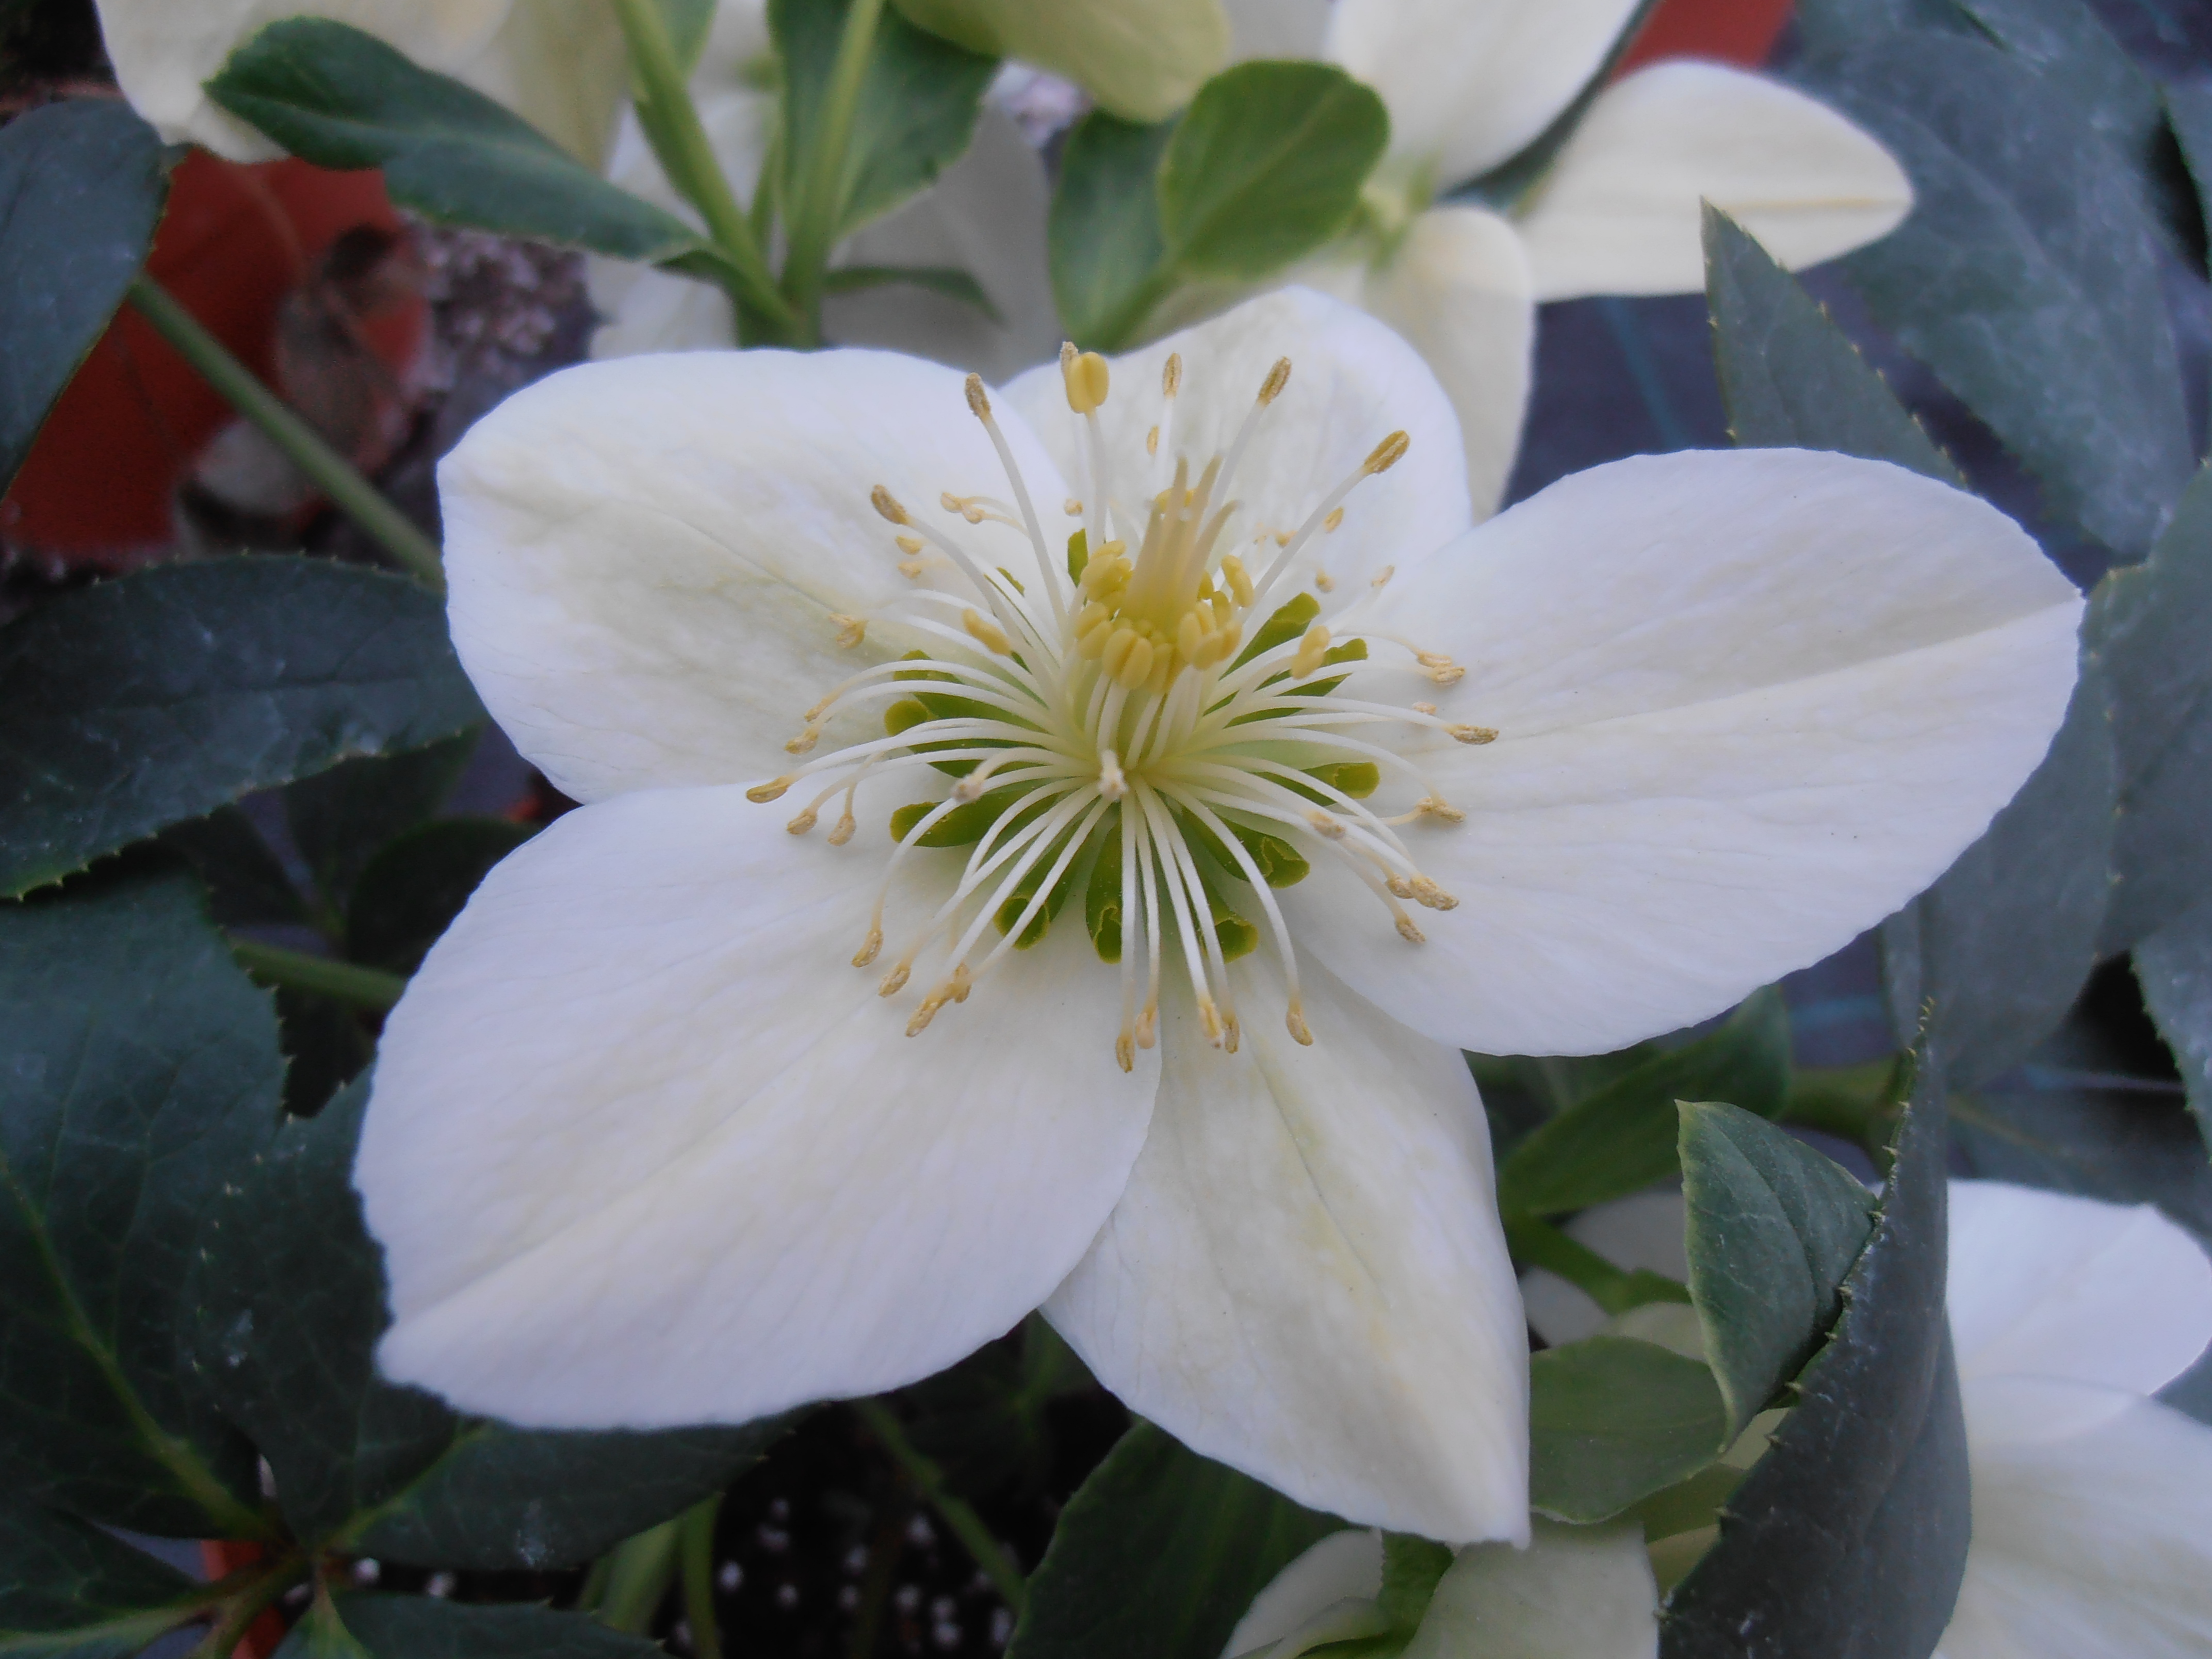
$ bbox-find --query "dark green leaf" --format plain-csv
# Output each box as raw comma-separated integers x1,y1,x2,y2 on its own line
1661,1054,1970,1659
350,1419,785,1571
1880,666,2115,1088
186,1081,456,1550
1049,111,1177,350
774,0,997,243
283,1594,663,1659
206,19,706,262
271,985,375,1118
0,558,482,900
1008,1421,1344,1659
1703,205,1961,486
1678,1102,1879,1437
823,263,1000,319
1497,989,1791,1217
0,868,276,1537
2136,903,2212,1159
345,817,535,975
1802,32,2193,554
0,1500,206,1657
1951,1078,2212,1241
285,732,481,913
1528,1338,1728,1524
157,807,308,931
2088,463,2212,952
0,100,169,493
1158,62,1387,280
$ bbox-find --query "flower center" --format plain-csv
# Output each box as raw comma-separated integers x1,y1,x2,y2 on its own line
746,347,1494,1066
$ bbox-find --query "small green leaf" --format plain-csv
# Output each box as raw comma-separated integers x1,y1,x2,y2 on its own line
2136,904,2212,1160
1375,1533,1454,1631
1661,1052,1970,1659
1158,62,1386,280
346,817,536,975
206,19,706,262
0,100,169,493
157,808,308,931
0,1500,207,1657
285,731,482,913
1007,1422,1344,1659
1497,989,1791,1218
1049,110,1177,350
0,558,482,900
0,868,277,1538
2088,463,2212,953
1528,1338,1728,1524
1678,1101,1879,1437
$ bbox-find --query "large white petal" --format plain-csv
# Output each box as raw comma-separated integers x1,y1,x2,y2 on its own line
1403,1519,1658,1659
1517,62,1913,303
439,348,1069,801
1044,954,1528,1543
1224,1531,1383,1658
1291,449,2083,1055
96,0,512,161
361,784,1157,1426
1303,207,1534,520
1939,1388,2212,1659
824,108,1062,383
1324,0,1642,187
1948,1181,2212,1396
1002,287,1472,603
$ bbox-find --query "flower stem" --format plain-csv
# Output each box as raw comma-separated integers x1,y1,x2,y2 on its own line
677,1494,725,1659
851,1398,1027,1615
779,0,888,340
229,937,406,1012
611,0,797,343
1505,1214,1691,1316
125,275,444,589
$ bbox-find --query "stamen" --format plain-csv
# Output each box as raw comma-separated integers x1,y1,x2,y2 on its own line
1324,508,1344,533
871,485,910,525
1258,356,1291,405
1449,725,1499,745
1371,563,1394,588
1062,346,1111,414
828,613,867,648
747,777,795,803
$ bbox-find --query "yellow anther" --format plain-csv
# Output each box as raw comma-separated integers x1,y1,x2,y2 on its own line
894,534,923,556
1306,809,1346,840
1137,1004,1158,1048
1162,352,1183,397
1223,1013,1241,1054
1064,497,1083,515
1416,798,1467,824
963,608,1013,654
1371,563,1395,588
1075,600,1112,636
1220,553,1254,607
1099,626,1140,680
1146,425,1160,457
1415,649,1455,668
899,559,929,580
1079,549,1129,597
1324,507,1345,533
1428,664,1467,686
1063,347,1111,414
1286,1002,1313,1046
852,927,883,968
827,810,856,847
1397,916,1427,944
1291,624,1331,678
1412,701,1437,715
1116,633,1158,690
1313,569,1335,593
1449,724,1498,745
786,809,818,835
871,484,910,525
1362,431,1410,474
785,727,820,754
828,614,867,648
950,966,973,1003
1258,356,1291,405
1410,876,1458,911
1098,750,1127,800
746,777,794,803
1386,875,1415,899
879,962,912,997
1198,997,1224,1047
941,492,987,524
1176,609,1206,661
1116,1031,1135,1072
964,373,990,418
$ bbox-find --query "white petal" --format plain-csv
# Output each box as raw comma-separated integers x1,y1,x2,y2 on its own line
825,108,1061,383
1940,1389,2212,1659
439,348,1070,801
1324,0,1642,186
1223,0,1331,60
450,0,628,167
1002,286,1472,600
1517,62,1913,303
361,785,1157,1426
895,0,1229,123
1312,207,1533,520
1403,1519,1658,1659
96,0,512,160
1224,1531,1384,1658
1521,1191,1689,1347
1045,953,1528,1544
1292,449,2083,1055
1948,1180,2212,1396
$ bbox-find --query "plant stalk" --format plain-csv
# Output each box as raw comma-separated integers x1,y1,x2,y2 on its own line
125,276,444,589
852,1398,1027,1615
779,0,888,337
677,1494,725,1659
230,937,407,1012
597,1517,684,1635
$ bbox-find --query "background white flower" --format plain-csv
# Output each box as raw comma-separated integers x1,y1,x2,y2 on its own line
356,287,2075,1547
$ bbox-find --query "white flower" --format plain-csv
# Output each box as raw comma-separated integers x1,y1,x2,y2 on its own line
1525,1182,2212,1654
584,2,1061,382
1223,1520,1660,1659
93,0,629,166
355,287,2077,1542
1223,0,1915,515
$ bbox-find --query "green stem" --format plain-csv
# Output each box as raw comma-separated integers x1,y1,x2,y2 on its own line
186,1556,307,1659
677,1494,725,1659
1505,1214,1691,1318
126,275,444,589
780,0,888,339
852,1398,1027,1615
597,1518,683,1635
230,937,406,1012
611,0,796,341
